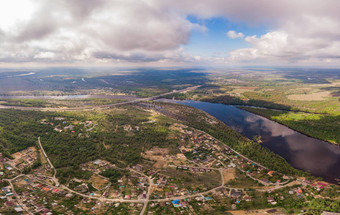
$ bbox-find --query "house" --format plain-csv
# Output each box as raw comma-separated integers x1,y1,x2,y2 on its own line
65,193,74,198
296,188,303,196
228,163,236,168
5,201,15,207
5,165,13,171
267,171,275,177
267,197,277,205
55,117,65,121
64,125,75,130
261,178,271,184
195,196,204,201
242,196,252,202
135,164,143,172
41,208,51,214
14,206,23,212
230,189,242,198
42,187,50,192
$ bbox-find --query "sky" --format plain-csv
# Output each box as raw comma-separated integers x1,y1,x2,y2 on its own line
0,0,340,67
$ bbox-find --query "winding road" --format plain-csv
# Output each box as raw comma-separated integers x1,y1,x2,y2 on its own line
7,131,301,215
2,88,304,214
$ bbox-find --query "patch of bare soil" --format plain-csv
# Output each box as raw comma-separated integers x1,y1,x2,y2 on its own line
229,209,283,215
222,168,236,183
143,147,169,169
288,91,331,101
89,174,110,190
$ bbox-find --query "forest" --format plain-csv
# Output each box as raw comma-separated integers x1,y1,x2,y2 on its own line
151,102,310,177
0,101,312,184
0,106,180,183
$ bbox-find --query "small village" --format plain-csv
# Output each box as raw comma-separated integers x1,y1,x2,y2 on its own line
41,117,98,136
0,123,338,214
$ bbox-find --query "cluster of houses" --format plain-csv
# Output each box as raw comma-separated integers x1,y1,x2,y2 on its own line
177,165,211,173
148,197,202,214
42,117,98,135
0,152,9,163
0,185,24,213
12,177,64,214
150,174,193,199
6,147,37,171
123,124,140,132
80,160,149,200
80,159,116,174
176,125,291,186
215,187,253,206
148,187,255,214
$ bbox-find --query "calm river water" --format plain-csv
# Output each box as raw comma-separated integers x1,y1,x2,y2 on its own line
171,100,340,183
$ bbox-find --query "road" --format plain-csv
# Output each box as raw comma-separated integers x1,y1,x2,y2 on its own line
192,127,290,186
32,138,229,212
8,137,300,215
128,168,152,215
1,91,303,214
0,85,200,112
4,174,33,215
37,136,59,186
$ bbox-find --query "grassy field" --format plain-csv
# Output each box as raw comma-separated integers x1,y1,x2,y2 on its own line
167,69,340,145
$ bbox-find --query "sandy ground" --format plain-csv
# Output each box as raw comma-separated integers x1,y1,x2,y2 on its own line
14,178,29,187
143,147,169,168
176,153,187,162
288,91,331,101
11,146,37,159
228,209,284,215
89,174,110,190
231,87,257,94
221,168,236,183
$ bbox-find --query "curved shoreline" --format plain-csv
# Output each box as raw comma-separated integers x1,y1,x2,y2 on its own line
237,106,339,146
167,97,338,146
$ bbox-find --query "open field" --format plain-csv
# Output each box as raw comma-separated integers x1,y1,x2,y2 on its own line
163,68,339,146
287,91,332,101
0,68,339,214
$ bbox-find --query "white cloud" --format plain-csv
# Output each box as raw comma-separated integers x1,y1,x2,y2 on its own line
156,0,340,65
229,15,340,64
226,31,244,39
0,0,204,64
1,0,340,65
230,31,288,61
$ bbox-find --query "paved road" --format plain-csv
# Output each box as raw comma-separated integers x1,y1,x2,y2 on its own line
1,92,301,214
11,141,299,215
0,85,200,112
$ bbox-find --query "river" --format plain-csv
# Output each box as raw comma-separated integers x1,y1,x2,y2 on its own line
167,100,340,183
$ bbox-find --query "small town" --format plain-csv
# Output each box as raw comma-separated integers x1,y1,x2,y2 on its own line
0,122,338,215
1,1,340,214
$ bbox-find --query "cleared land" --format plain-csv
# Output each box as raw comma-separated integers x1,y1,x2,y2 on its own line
288,91,331,101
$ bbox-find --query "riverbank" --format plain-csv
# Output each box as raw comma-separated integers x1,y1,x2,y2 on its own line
164,100,340,183
239,106,340,145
